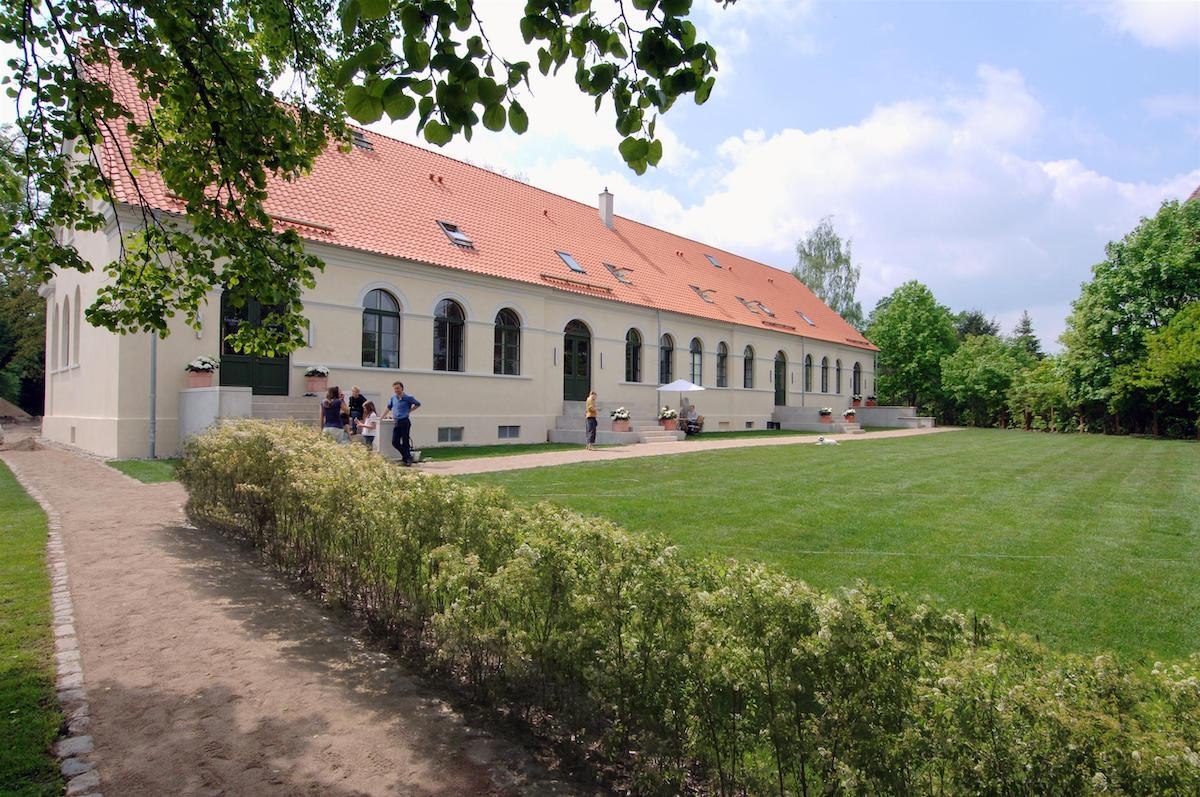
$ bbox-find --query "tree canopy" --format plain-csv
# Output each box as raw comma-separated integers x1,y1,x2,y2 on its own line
791,216,864,330
954,308,1000,340
0,132,43,410
0,0,729,355
1009,310,1042,360
940,334,1024,427
864,280,957,410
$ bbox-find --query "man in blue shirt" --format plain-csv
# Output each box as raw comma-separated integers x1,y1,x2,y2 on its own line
383,381,422,466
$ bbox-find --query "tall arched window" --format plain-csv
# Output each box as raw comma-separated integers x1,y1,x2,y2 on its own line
853,361,862,395
803,354,813,392
61,296,70,368
689,337,703,385
820,357,829,393
493,308,521,375
836,359,843,394
743,345,755,388
716,342,728,387
434,298,465,371
361,289,401,368
625,328,642,382
659,334,674,384
51,303,59,371
72,286,81,365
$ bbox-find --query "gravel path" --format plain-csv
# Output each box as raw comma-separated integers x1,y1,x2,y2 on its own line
1,447,581,797
421,425,959,476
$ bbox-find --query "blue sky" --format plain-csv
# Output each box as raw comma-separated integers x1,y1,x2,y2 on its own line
372,0,1200,350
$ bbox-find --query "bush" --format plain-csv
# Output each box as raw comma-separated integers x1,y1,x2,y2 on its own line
179,421,1200,795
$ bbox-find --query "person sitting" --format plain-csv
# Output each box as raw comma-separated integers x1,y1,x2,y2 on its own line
684,404,704,435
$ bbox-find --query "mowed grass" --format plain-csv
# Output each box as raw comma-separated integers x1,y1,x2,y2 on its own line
107,458,180,483
0,462,63,796
464,429,1200,662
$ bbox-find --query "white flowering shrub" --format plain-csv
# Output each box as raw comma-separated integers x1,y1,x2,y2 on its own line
179,420,1200,795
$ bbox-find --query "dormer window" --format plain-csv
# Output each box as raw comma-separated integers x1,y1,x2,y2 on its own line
437,220,474,248
556,251,586,273
689,285,715,303
796,310,816,326
604,263,633,284
705,254,722,268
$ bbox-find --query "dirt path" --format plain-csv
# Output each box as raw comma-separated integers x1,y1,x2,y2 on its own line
422,425,960,476
2,447,582,797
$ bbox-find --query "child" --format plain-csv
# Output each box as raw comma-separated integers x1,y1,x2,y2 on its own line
347,386,367,432
359,401,379,449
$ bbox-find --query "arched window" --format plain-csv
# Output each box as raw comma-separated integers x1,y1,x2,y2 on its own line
433,298,465,371
820,357,829,393
362,289,401,368
61,296,70,368
659,334,674,384
625,328,642,383
51,303,59,371
853,361,862,395
836,359,843,394
716,342,728,387
743,345,755,389
804,354,813,392
689,337,703,385
73,286,81,365
493,308,521,375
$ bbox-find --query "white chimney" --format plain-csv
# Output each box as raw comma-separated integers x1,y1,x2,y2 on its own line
599,187,613,229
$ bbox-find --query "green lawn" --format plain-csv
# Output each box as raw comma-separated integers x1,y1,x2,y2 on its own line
0,462,63,796
683,428,816,441
107,458,180,483
464,429,1200,662
419,442,615,462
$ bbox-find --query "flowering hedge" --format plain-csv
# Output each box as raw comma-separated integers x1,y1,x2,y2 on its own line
179,421,1200,795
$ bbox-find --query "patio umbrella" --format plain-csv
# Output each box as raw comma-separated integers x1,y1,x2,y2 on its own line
658,378,706,417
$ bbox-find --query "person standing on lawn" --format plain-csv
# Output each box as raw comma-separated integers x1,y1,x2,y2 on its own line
585,389,598,451
383,381,421,466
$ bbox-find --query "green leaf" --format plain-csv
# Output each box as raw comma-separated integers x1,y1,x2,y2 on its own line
423,120,453,146
358,0,390,21
695,75,715,105
507,100,529,134
646,138,663,166
340,0,361,36
344,85,385,123
481,104,506,132
400,4,424,35
383,91,416,120
618,136,648,163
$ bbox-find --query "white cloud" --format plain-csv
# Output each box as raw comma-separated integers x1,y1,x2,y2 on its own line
1091,0,1200,49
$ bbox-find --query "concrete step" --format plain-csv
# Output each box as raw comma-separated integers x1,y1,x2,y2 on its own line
639,430,686,443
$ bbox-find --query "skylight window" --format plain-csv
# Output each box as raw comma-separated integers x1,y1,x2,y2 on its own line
757,302,775,317
796,310,816,326
351,130,374,150
689,285,715,303
736,296,761,314
437,220,474,248
705,254,722,268
604,263,632,284
556,251,586,273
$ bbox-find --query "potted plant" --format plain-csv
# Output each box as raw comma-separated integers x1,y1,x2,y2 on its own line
851,393,863,408
818,407,834,424
658,406,679,430
866,395,877,407
843,408,857,421
305,365,330,396
185,356,218,388
610,407,632,433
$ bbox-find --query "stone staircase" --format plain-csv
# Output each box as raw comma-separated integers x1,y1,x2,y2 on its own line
549,401,684,445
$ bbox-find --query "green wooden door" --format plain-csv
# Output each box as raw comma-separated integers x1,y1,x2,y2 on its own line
219,294,290,396
563,320,591,401
774,354,787,406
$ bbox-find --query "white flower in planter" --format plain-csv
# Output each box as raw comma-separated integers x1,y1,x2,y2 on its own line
186,355,219,372
818,407,834,416
304,365,330,377
843,408,857,417
610,407,631,421
658,406,678,420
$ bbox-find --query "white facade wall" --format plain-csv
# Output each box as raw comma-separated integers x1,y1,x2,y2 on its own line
43,218,877,458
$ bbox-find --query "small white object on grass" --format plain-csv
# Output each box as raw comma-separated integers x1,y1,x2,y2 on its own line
816,436,840,446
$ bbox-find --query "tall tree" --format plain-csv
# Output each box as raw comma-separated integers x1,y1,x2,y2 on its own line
940,335,1023,427
0,0,727,357
864,281,958,410
1060,197,1200,432
1010,310,1043,360
0,131,43,411
954,309,1000,340
792,216,864,330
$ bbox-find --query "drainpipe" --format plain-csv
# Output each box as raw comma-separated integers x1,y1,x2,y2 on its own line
147,334,157,459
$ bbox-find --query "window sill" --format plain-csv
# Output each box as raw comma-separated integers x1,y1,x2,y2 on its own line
293,362,533,380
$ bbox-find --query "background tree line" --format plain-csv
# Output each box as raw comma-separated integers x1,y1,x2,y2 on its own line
814,197,1198,437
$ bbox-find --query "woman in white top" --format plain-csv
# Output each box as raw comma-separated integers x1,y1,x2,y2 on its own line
359,401,379,449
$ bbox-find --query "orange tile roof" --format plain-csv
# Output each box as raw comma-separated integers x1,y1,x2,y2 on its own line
92,59,876,352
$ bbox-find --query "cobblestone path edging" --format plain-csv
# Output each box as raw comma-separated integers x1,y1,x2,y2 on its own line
5,459,104,797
